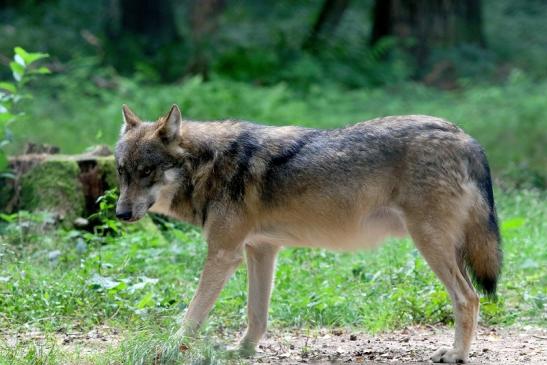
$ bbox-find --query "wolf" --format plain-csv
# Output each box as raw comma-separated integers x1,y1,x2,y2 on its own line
115,104,502,363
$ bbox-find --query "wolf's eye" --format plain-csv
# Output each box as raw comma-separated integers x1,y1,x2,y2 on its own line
143,168,152,176
117,167,123,175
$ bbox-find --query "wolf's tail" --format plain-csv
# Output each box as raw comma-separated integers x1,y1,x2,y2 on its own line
462,141,503,296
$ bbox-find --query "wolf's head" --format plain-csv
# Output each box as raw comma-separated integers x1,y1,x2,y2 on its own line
114,104,184,222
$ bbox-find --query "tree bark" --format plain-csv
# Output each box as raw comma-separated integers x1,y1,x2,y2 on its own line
2,152,115,221
186,0,226,79
107,0,178,47
370,0,486,73
104,0,180,79
303,0,351,52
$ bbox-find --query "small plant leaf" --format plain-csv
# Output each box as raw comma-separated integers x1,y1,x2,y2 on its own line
128,277,159,293
9,62,24,82
14,47,30,62
14,54,25,67
136,292,155,309
0,172,15,179
32,66,51,75
26,52,49,64
14,47,48,65
88,274,122,290
0,82,16,93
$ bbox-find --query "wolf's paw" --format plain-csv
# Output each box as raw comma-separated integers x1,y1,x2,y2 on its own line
224,342,256,360
431,347,468,363
237,340,257,358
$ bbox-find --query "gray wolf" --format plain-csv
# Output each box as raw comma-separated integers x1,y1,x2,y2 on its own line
115,104,502,363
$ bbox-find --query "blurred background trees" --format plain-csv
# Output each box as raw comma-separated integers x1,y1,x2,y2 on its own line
370,0,486,81
0,0,545,187
2,0,546,87
104,0,181,80
303,0,351,52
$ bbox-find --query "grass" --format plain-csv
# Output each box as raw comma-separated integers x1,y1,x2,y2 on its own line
10,71,547,188
0,188,545,364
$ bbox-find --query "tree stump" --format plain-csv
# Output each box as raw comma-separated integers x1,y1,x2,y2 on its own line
1,150,117,225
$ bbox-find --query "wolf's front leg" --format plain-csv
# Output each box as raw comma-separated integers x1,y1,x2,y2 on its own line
179,243,244,337
239,242,280,356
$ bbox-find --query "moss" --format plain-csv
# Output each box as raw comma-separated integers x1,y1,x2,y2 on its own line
96,156,117,189
19,159,85,223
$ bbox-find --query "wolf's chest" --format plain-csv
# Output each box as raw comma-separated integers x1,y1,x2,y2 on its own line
149,184,179,217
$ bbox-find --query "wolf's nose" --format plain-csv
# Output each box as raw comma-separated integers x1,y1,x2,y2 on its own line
116,211,132,221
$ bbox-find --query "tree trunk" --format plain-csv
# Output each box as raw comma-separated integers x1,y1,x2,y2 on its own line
104,0,180,79
370,0,485,74
128,0,177,44
107,0,178,47
303,0,351,52
186,0,226,79
2,152,115,223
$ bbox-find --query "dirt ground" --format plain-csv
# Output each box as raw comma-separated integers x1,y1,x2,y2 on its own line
255,325,547,364
2,325,546,364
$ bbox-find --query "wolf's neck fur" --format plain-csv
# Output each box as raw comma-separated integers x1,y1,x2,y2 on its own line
167,120,312,226
168,121,256,226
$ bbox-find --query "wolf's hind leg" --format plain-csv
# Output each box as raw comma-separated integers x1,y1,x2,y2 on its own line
406,220,479,364
239,242,280,356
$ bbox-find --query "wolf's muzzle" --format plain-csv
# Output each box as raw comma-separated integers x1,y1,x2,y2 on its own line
116,211,133,221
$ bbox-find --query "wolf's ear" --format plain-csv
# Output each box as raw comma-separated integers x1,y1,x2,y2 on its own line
121,105,141,134
157,104,182,143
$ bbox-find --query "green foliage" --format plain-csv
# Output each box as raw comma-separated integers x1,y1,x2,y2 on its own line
3,1,547,87
484,0,547,80
88,188,124,236
9,71,546,188
0,190,544,355
0,47,49,176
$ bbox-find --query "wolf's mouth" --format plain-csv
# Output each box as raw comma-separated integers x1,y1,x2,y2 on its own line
121,216,142,223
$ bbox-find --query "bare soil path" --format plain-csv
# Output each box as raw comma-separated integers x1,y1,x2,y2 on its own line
255,325,547,364
2,325,545,364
